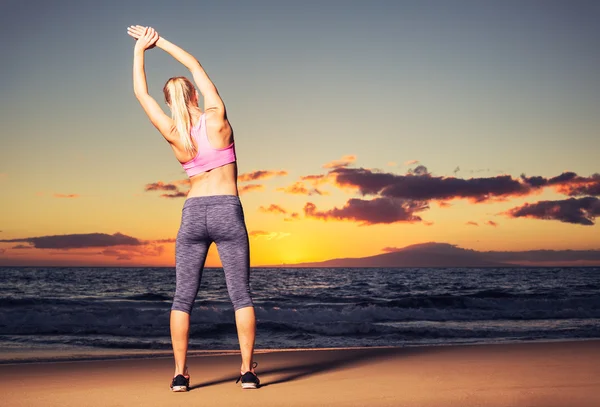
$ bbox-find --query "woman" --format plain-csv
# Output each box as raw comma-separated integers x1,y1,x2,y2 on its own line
127,25,259,391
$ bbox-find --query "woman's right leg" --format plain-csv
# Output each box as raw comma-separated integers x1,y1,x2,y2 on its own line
171,201,210,378
170,310,192,377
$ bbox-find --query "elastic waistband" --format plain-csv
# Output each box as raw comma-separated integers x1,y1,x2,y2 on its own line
183,195,241,209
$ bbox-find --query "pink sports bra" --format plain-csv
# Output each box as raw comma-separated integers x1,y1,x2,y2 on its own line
181,114,236,177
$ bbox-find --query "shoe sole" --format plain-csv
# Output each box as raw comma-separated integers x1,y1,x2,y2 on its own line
241,383,258,389
171,386,188,392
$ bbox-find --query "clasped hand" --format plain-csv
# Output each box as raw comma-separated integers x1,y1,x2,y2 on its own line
127,25,159,51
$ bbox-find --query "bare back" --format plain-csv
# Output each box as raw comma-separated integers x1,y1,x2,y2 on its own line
170,111,238,197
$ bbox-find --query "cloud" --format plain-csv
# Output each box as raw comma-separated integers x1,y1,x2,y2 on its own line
259,204,288,214
304,197,428,225
53,193,79,198
144,181,179,192
173,178,191,187
160,192,187,198
249,230,291,240
149,238,176,243
238,170,288,182
408,165,430,176
98,244,165,260
505,197,600,225
300,174,330,186
331,166,533,202
552,173,600,197
284,212,300,222
387,162,397,167
277,181,325,196
323,155,356,169
466,221,479,226
404,160,419,166
286,162,599,228
239,184,265,195
143,180,189,198
0,232,142,249
12,244,30,249
98,249,132,260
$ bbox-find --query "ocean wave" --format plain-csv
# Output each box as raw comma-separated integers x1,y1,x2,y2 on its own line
2,297,600,338
124,293,171,302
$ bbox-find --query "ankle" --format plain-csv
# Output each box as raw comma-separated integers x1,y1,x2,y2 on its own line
174,365,189,378
240,361,257,374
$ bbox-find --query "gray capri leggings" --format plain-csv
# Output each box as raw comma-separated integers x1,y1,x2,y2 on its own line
172,195,253,314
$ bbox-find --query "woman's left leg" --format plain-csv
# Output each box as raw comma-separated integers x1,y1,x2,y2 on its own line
208,199,256,374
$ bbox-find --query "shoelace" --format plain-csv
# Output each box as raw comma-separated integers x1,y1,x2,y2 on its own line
235,361,259,384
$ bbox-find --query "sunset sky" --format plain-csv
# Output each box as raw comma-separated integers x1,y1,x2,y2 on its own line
1,0,599,267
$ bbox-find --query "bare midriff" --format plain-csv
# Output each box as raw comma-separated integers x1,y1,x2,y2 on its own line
186,162,238,198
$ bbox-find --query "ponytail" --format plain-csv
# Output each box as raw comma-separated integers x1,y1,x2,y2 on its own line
163,77,201,155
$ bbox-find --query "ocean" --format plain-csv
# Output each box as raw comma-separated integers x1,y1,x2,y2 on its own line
1,266,599,361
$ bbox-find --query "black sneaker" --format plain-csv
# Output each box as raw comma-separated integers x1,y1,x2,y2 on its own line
170,374,190,392
235,362,260,389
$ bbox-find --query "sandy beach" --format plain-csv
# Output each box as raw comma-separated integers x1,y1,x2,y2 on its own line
1,339,599,407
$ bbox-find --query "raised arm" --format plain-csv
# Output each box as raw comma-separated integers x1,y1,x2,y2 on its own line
128,25,225,116
129,27,177,143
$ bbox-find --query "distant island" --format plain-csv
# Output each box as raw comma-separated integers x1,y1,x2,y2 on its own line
274,242,600,268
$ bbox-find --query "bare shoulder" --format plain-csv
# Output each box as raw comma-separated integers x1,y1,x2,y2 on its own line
161,122,181,145
204,108,232,136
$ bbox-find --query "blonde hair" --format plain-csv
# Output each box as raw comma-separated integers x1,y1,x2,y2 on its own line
163,77,202,154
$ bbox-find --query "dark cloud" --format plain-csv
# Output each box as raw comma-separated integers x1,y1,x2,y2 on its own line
331,168,398,195
486,220,498,227
238,170,288,182
554,173,600,197
304,197,428,225
160,192,187,198
521,172,600,197
408,165,430,176
145,182,178,192
561,182,600,197
144,180,188,198
331,167,600,205
332,167,531,202
466,221,479,226
12,244,30,249
0,233,142,249
505,197,600,225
